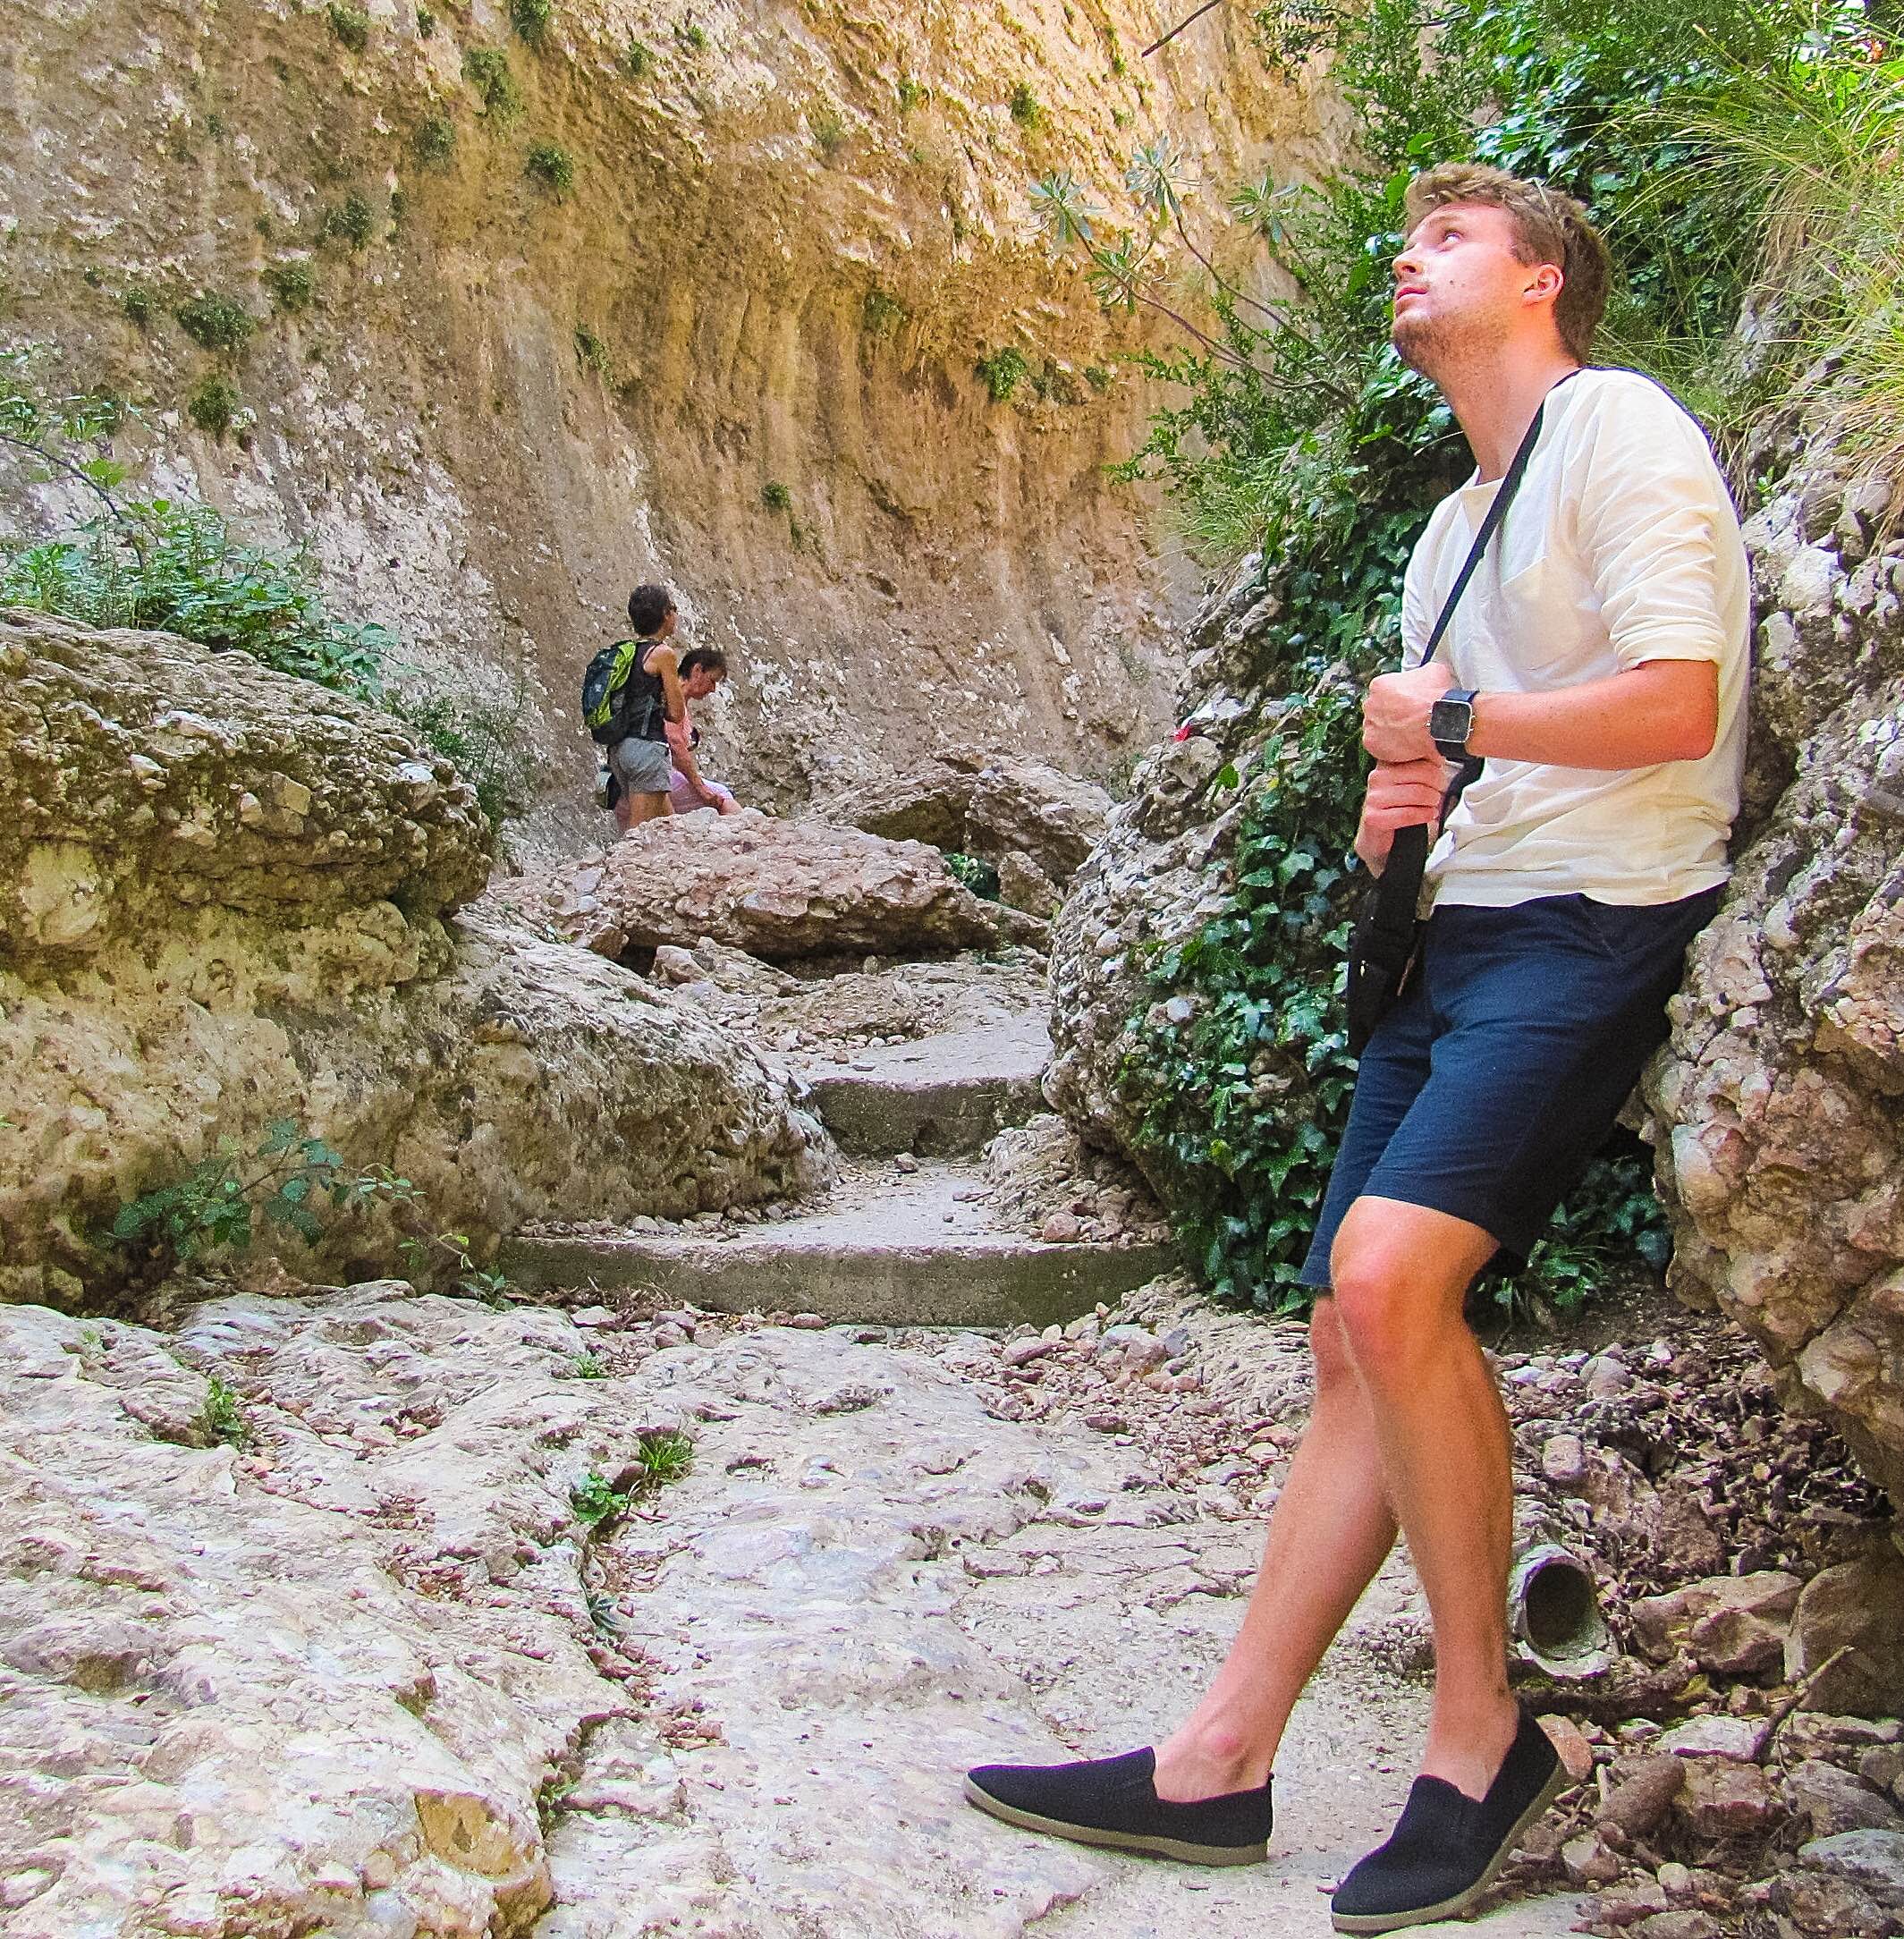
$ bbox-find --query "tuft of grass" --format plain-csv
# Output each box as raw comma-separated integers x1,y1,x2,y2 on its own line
175,291,257,354
262,261,317,312
321,191,379,250
633,1427,694,1485
896,74,928,113
524,140,574,196
327,3,370,52
1008,82,1041,131
413,114,457,165
809,108,848,159
621,36,652,76
675,18,707,51
199,1376,252,1449
509,0,552,47
571,1351,607,1380
463,47,524,122
760,480,791,511
122,284,157,329
974,343,1030,402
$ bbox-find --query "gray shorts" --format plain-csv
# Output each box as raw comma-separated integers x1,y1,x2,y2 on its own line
608,736,673,796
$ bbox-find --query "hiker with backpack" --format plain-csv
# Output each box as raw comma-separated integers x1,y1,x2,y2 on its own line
582,585,686,833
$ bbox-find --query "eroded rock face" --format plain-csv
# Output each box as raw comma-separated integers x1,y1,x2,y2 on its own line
0,615,827,1307
1645,469,1904,1513
492,811,1049,962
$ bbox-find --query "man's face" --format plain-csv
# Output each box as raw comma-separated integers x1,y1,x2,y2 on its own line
1391,202,1548,373
683,667,724,702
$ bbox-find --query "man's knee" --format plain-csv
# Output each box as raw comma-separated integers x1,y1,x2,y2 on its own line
1328,1200,1491,1378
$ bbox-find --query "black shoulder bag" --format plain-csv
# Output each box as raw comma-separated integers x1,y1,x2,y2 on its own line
1343,394,1556,1056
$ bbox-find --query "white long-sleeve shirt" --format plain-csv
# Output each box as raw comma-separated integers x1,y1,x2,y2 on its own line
1406,368,1750,910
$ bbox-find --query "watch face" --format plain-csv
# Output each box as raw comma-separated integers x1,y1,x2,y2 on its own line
1429,697,1472,739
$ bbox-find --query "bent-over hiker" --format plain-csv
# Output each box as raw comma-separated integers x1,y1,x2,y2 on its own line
668,646,742,817
582,584,686,833
962,162,1748,1935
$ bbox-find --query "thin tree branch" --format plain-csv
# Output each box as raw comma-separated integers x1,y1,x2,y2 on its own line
1143,0,1225,58
0,429,132,527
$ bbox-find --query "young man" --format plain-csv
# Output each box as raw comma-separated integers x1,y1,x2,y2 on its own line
606,584,687,834
667,646,743,817
964,163,1748,1933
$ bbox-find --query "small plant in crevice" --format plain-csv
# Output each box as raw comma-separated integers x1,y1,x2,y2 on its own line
942,851,1001,901
463,47,524,122
973,343,1029,402
412,114,457,165
760,479,791,512
569,1468,630,1528
262,261,317,313
106,1121,412,1272
398,1229,512,1304
199,1376,252,1450
861,286,906,336
321,191,380,250
896,74,927,113
524,140,574,197
186,372,242,440
327,3,370,52
509,0,552,48
121,284,156,329
633,1427,694,1486
809,107,848,159
621,36,652,75
415,4,436,36
174,291,256,354
570,1351,607,1380
573,324,613,379
674,18,708,51
1008,81,1041,131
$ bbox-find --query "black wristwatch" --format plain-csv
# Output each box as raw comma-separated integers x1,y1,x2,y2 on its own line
1428,687,1478,762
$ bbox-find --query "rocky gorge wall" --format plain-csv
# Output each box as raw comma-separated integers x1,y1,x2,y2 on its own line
0,0,1330,848
1047,449,1904,1528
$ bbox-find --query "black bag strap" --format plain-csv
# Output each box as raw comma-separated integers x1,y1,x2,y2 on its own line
1367,375,1576,917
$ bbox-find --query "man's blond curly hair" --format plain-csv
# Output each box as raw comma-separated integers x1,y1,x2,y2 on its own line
1403,163,1611,362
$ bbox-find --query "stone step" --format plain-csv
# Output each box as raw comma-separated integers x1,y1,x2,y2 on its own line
792,1017,1050,1157
499,1163,1174,1329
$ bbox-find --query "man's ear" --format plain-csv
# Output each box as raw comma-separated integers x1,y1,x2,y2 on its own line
1526,263,1564,308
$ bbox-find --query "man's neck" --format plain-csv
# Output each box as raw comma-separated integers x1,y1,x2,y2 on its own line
1438,345,1581,482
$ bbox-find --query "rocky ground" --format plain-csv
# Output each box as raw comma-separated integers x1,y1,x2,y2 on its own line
4,1261,1900,1938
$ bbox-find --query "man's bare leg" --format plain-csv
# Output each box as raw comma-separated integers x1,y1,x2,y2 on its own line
1330,1195,1516,1799
1152,1301,1400,1800
615,789,673,834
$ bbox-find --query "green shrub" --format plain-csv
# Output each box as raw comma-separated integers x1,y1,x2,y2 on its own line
622,37,652,75
760,480,791,511
387,685,540,828
809,108,848,158
463,47,523,121
943,851,1001,901
199,1376,252,1449
573,324,613,378
1008,82,1041,131
412,114,457,165
509,0,551,47
187,372,241,438
121,284,156,328
174,291,256,354
675,19,707,50
524,140,574,195
415,4,436,37
1083,363,1112,390
974,344,1030,402
262,261,317,312
322,191,379,250
327,3,370,52
896,75,927,113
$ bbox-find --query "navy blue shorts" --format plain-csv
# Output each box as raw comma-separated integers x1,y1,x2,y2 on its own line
1298,888,1722,1290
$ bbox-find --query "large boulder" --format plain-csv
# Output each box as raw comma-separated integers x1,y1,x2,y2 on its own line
492,811,1048,962
0,614,828,1308
1645,462,1904,1514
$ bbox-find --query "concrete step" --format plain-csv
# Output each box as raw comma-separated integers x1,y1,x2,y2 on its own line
792,1018,1050,1158
499,1163,1174,1329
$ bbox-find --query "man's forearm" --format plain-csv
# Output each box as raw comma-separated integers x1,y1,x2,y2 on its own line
1467,660,1718,767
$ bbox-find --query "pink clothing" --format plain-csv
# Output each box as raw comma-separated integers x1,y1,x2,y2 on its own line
671,770,735,816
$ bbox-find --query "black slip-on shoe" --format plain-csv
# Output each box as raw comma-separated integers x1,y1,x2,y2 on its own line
963,1748,1271,1867
1331,1709,1567,1933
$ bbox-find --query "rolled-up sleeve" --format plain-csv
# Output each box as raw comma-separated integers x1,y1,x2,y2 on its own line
1573,389,1735,669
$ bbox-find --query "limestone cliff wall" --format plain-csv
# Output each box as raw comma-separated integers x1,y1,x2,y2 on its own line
0,0,1329,848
